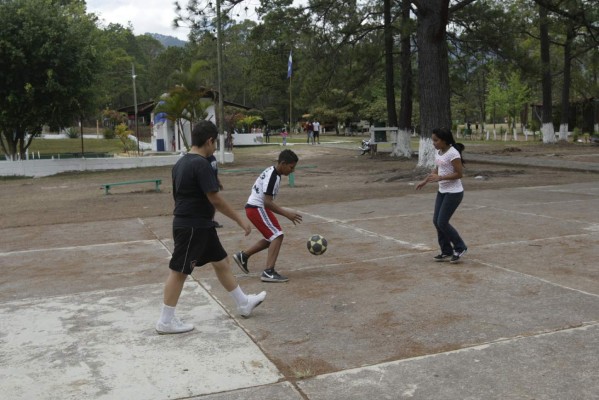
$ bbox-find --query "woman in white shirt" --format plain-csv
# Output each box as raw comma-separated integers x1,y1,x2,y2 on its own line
416,128,468,263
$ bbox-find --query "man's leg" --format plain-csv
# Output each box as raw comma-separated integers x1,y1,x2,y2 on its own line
163,269,187,307
156,270,194,334
212,258,267,317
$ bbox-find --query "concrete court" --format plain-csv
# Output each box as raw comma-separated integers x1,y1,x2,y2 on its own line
1,178,598,399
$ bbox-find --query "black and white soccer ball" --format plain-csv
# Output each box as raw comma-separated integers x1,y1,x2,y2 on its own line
307,234,328,255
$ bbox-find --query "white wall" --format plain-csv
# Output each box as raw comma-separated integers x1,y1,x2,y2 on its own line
0,152,235,178
0,155,182,178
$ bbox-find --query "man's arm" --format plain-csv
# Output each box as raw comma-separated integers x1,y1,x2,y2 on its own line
206,191,251,235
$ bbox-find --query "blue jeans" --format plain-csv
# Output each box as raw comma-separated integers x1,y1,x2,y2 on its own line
433,191,467,255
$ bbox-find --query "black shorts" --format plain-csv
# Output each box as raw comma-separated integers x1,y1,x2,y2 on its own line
313,131,320,138
169,227,227,275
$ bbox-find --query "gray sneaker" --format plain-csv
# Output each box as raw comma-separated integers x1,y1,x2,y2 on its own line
261,269,289,283
233,251,249,274
238,291,266,318
155,316,194,335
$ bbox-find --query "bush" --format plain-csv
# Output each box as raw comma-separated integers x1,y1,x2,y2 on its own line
103,128,115,139
65,127,79,139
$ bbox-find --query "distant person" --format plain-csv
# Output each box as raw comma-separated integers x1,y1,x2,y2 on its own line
226,131,233,151
312,120,321,144
264,127,270,143
281,127,289,146
233,149,303,283
156,120,266,334
416,127,468,264
207,153,224,228
305,121,314,144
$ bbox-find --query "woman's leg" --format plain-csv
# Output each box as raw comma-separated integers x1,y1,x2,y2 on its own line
433,192,454,255
434,192,466,253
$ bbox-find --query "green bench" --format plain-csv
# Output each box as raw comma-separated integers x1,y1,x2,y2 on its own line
101,179,162,195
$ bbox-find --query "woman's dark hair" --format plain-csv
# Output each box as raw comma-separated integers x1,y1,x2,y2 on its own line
432,127,466,164
191,120,218,147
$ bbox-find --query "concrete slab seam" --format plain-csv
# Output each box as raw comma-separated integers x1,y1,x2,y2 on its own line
484,206,598,226
307,322,599,382
189,276,289,386
0,239,167,257
288,252,428,274
296,208,431,250
137,217,173,254
475,259,599,299
0,282,176,305
474,231,598,249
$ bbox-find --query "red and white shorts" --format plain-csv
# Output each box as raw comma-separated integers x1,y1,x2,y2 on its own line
245,206,283,242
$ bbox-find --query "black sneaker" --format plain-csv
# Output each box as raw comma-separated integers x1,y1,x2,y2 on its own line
261,269,289,283
233,252,249,274
433,254,452,262
450,249,467,264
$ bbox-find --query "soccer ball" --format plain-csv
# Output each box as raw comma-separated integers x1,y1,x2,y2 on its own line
307,234,327,255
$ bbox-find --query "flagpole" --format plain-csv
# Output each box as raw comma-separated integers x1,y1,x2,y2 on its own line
287,50,293,134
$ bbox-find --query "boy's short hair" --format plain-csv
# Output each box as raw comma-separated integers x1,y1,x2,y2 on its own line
191,120,218,147
278,149,298,164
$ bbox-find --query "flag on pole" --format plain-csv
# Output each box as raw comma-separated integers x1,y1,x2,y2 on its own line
287,50,293,79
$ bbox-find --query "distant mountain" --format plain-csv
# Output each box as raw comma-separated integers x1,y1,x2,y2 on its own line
146,33,186,48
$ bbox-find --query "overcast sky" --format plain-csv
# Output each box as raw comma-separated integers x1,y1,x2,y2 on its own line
86,0,263,41
86,0,189,40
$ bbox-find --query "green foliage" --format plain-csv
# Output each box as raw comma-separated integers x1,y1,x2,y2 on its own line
0,0,101,158
102,109,129,129
114,123,135,152
237,116,263,132
65,127,80,139
103,128,116,139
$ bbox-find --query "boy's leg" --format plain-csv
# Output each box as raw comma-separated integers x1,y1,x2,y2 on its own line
245,239,270,257
212,258,267,318
211,258,238,291
157,270,194,334
233,239,269,273
265,235,283,270
262,235,288,282
163,269,187,306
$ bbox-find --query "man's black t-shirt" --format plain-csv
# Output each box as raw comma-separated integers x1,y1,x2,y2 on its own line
171,154,219,228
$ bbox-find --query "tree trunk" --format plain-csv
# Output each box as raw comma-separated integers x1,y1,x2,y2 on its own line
383,0,398,128
539,4,556,143
416,0,452,168
559,26,574,142
392,0,414,158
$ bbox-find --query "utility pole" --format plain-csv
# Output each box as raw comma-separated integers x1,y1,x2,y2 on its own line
216,0,225,163
132,63,140,155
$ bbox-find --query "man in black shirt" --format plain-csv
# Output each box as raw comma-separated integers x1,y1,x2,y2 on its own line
156,120,266,334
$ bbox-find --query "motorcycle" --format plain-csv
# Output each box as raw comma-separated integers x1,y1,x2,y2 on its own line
359,139,372,155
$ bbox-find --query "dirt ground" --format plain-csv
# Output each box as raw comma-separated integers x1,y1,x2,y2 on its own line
1,140,597,229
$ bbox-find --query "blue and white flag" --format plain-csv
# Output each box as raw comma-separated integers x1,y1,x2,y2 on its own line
287,50,293,79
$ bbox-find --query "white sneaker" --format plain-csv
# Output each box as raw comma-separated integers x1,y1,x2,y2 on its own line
238,291,266,318
155,316,194,334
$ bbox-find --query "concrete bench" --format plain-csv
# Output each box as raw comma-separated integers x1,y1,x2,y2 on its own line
101,179,162,195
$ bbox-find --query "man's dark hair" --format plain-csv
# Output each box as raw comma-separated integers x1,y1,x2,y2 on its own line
278,149,298,164
191,120,218,147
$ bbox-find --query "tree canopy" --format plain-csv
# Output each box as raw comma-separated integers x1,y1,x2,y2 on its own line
1,0,598,160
